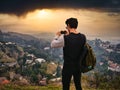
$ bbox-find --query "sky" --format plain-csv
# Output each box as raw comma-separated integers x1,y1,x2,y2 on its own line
0,0,120,39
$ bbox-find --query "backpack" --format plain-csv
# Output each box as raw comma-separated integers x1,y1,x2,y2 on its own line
80,43,96,73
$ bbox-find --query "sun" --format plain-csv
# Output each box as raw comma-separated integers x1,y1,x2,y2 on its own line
39,10,47,16
26,9,53,20
35,9,52,19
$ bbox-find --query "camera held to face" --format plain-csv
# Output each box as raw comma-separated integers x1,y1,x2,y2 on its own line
60,30,67,34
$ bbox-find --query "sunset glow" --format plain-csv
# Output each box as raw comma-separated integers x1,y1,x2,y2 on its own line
28,9,53,19
0,9,120,37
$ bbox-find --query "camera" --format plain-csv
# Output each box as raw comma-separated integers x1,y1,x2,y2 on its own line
60,30,67,34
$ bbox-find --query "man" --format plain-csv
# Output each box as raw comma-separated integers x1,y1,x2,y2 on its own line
51,18,86,90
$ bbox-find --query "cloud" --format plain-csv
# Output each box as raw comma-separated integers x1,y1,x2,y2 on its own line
0,0,120,16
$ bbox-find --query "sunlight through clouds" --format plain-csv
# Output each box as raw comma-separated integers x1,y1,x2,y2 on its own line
0,9,120,37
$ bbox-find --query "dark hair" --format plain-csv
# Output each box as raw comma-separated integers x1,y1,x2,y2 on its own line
65,17,78,29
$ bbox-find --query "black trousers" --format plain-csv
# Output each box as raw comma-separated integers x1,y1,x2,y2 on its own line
62,66,82,90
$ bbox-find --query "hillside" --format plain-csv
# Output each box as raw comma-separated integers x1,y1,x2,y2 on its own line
0,31,120,89
0,31,62,61
0,42,23,63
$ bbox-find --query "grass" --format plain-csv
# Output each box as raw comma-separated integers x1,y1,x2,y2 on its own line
0,84,62,90
0,83,98,90
0,76,119,90
0,83,118,90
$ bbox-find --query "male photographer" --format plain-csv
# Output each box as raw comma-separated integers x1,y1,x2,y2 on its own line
51,17,86,90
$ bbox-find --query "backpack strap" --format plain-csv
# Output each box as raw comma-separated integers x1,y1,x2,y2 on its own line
79,33,87,71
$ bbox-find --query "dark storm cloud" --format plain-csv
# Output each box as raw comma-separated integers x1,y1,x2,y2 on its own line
0,0,120,16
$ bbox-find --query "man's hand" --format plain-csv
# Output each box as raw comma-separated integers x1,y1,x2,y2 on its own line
65,30,69,35
56,31,61,36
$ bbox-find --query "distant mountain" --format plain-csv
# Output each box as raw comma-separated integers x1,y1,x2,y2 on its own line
0,31,39,40
0,31,47,47
32,32,54,41
8,32,39,41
